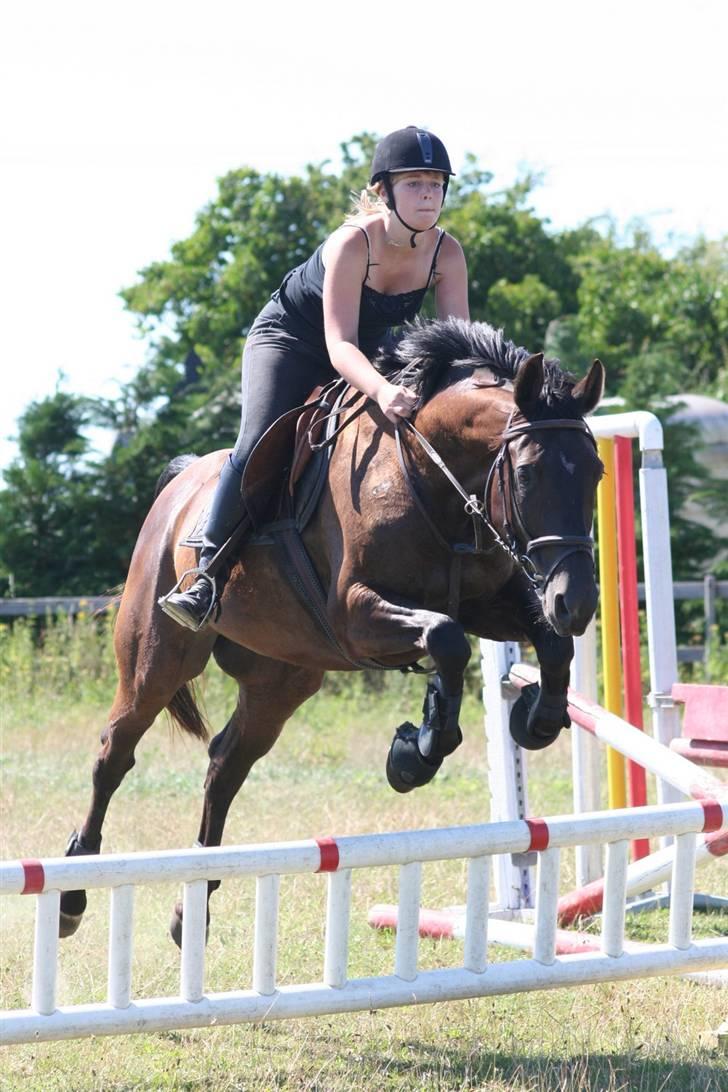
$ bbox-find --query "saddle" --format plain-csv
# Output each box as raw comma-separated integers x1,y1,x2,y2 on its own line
181,378,354,550
181,380,385,669
179,384,379,667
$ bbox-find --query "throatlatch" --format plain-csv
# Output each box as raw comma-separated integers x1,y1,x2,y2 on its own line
386,676,463,793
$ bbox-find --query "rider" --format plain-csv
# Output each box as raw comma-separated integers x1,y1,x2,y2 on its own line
159,126,471,630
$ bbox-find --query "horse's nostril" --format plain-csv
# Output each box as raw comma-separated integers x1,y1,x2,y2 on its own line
553,594,570,624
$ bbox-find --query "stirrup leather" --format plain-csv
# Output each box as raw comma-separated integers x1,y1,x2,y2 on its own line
157,567,218,632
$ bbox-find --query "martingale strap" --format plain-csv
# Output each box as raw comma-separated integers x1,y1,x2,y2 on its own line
397,411,597,599
395,419,507,620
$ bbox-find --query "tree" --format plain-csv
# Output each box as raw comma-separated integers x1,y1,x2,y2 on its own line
2,135,725,601
0,389,100,594
567,227,728,398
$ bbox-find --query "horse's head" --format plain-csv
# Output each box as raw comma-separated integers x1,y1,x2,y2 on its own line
375,318,605,635
492,353,605,636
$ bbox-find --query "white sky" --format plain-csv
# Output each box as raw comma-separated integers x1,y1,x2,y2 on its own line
1,0,726,468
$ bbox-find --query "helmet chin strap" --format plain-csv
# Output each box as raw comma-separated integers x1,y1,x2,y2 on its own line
383,176,439,248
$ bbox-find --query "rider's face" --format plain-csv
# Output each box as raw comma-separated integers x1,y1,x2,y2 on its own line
390,171,445,226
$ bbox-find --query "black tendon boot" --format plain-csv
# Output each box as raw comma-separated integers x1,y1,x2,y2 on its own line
158,456,245,631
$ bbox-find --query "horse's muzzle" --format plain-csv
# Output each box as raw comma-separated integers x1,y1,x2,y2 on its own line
543,559,599,637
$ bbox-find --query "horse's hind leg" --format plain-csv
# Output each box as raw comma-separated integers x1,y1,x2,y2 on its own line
60,610,215,938
170,641,323,948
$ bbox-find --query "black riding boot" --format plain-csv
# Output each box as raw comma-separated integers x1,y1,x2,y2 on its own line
158,456,245,631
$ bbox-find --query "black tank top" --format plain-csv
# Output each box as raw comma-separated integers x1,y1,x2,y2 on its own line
269,226,445,357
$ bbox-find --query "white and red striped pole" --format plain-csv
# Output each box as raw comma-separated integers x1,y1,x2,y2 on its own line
508,663,725,806
503,662,728,925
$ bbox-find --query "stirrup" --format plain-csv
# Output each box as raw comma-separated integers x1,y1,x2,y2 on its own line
157,567,218,632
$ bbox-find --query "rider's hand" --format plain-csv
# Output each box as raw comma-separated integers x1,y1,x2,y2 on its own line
375,381,418,423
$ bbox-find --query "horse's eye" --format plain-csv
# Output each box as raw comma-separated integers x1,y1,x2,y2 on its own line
516,466,536,491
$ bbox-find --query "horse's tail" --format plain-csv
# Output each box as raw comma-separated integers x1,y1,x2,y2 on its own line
167,681,209,742
154,453,209,741
153,453,199,501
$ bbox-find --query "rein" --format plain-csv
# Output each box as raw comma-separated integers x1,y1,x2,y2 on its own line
299,379,596,616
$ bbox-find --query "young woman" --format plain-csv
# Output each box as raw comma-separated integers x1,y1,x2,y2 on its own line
160,126,470,630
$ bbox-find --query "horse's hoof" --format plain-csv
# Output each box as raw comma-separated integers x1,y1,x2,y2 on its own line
58,889,87,938
386,722,442,793
170,903,184,950
169,900,211,950
59,910,84,938
509,684,564,751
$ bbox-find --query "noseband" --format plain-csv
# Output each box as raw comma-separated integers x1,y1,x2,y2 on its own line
483,414,597,594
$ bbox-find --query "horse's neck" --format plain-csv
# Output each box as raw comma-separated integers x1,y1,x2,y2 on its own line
421,386,513,465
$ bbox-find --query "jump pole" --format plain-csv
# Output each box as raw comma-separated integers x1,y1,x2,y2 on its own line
507,660,728,922
596,436,627,810
5,801,727,1044
574,413,683,828
610,414,683,793
614,435,649,858
590,413,681,789
508,663,724,808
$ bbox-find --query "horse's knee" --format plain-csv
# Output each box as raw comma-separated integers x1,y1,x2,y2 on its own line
425,618,471,680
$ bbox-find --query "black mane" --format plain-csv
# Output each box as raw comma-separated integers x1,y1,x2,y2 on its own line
374,318,575,409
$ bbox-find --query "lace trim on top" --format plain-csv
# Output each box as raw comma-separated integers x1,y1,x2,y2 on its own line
355,225,444,291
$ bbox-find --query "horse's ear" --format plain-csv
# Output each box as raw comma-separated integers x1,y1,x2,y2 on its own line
572,359,605,416
513,353,545,410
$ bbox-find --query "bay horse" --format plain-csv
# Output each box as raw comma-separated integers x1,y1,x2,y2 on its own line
59,319,604,945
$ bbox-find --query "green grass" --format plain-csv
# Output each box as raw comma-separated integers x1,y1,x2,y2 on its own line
1,616,727,1090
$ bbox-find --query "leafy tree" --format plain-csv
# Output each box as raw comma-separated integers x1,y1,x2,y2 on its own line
1,135,725,606
0,389,101,594
485,274,562,350
568,227,728,397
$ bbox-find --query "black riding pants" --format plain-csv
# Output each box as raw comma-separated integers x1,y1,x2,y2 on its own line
230,308,336,475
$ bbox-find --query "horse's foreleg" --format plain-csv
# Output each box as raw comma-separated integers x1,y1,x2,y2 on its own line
341,583,471,793
460,576,573,751
510,622,573,750
502,582,574,751
170,650,323,948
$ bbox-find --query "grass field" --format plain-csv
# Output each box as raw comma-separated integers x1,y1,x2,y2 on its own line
1,616,726,1091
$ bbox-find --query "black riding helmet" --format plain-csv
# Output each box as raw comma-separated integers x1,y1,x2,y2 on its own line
370,126,455,246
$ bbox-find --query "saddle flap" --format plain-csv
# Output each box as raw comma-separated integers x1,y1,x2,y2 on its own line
242,380,344,531
288,393,334,494
241,403,310,530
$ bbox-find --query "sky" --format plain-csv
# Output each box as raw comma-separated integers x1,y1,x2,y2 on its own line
1,0,726,469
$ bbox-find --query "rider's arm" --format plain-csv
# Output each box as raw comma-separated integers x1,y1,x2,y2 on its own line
323,228,416,422
434,234,470,321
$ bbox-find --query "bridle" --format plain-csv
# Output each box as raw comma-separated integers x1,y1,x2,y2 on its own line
398,408,597,597
482,412,598,594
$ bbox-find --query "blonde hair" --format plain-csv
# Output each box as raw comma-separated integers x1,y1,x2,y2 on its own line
345,182,388,222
